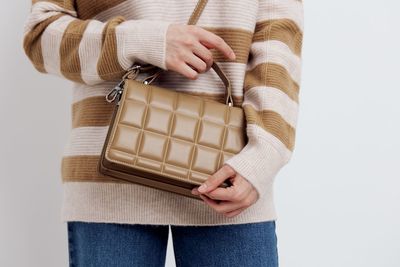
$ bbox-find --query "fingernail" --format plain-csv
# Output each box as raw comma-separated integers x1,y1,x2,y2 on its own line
198,183,207,192
230,51,236,60
191,188,198,195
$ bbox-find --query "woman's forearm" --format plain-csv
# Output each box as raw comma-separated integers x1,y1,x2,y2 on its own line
23,0,171,85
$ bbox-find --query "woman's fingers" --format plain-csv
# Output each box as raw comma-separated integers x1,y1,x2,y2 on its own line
176,61,199,80
195,27,236,60
204,187,235,201
195,175,259,218
182,50,208,74
199,194,243,214
202,174,252,202
198,193,255,218
192,187,234,201
224,207,246,218
165,24,235,79
191,42,214,71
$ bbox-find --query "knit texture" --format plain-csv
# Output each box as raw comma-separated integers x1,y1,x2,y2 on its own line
23,0,304,225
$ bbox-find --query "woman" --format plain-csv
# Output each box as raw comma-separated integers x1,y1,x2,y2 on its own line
23,0,303,266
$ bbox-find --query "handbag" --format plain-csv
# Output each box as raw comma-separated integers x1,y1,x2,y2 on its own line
98,0,247,200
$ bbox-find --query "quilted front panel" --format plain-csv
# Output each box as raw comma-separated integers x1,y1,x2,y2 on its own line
105,79,247,185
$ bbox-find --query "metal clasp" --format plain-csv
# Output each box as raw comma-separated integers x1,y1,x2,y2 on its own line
142,70,163,85
226,94,234,107
105,65,142,103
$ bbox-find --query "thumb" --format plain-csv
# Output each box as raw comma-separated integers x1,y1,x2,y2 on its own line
198,165,235,193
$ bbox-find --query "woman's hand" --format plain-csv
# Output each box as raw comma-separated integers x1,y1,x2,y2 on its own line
165,23,236,79
191,164,259,218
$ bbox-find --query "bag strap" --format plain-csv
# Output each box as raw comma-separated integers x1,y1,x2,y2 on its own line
188,0,209,25
140,0,234,106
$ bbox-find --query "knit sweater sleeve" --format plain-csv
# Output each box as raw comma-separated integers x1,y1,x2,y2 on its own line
223,0,304,199
22,0,171,85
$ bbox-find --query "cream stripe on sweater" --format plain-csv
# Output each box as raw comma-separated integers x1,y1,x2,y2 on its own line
23,0,304,225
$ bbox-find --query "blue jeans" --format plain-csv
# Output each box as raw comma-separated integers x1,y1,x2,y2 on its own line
67,221,278,267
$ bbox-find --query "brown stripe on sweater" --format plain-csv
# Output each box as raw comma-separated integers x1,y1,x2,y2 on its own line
202,27,253,64
72,96,114,128
253,19,303,56
23,14,64,73
60,19,90,83
61,155,128,183
244,62,299,103
75,0,127,20
32,0,75,11
72,92,243,128
97,16,126,81
242,106,295,151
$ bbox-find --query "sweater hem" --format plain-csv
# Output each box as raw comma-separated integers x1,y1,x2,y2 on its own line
61,181,278,226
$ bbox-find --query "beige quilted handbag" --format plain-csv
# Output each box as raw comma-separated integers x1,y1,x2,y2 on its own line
98,0,247,200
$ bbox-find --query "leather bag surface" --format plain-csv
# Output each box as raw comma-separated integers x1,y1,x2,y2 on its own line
98,0,247,199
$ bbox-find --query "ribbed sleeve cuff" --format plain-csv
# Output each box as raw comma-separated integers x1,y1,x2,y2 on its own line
116,19,171,70
223,125,289,200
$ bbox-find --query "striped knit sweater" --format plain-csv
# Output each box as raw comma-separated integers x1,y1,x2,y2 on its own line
23,0,304,225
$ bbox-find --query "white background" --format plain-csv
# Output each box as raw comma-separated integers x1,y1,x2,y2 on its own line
1,1,399,266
